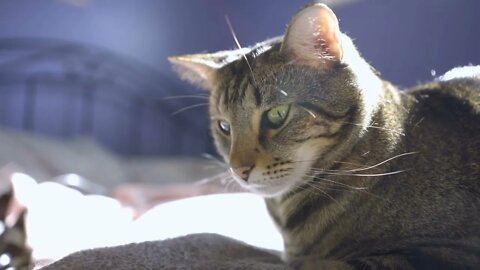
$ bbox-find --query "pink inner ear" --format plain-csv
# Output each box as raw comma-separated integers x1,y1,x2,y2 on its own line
283,4,343,68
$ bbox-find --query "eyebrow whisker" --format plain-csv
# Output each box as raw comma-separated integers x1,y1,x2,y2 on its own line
225,15,257,87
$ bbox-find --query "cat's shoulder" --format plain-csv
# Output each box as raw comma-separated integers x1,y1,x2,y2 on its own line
406,66,480,116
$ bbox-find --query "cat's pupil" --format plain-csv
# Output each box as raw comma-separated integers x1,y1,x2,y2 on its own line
218,120,231,135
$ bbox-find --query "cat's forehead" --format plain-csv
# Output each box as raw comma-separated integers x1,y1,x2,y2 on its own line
214,58,322,111
211,36,353,118
214,61,291,115
212,46,281,107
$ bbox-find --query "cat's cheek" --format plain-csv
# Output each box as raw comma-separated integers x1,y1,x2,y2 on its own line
290,141,325,181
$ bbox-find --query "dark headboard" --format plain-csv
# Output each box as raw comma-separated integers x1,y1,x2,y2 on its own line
0,38,212,156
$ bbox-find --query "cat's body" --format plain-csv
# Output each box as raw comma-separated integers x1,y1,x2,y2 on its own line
170,3,480,269
266,75,480,269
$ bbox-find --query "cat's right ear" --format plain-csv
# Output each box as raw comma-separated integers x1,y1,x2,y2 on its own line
168,53,223,91
281,3,343,71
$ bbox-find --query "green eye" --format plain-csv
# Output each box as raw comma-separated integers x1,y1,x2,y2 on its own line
218,120,231,135
266,104,290,128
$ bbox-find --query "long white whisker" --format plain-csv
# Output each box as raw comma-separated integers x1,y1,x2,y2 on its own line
299,106,317,118
307,183,363,193
225,15,257,86
201,153,228,168
312,169,407,177
170,102,209,116
195,171,232,186
330,152,418,173
163,95,209,100
343,121,405,136
303,174,367,190
303,182,341,205
224,177,236,192
308,169,408,177
293,181,319,197
302,175,387,201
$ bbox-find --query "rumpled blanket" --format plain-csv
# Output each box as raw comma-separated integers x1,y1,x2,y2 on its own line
40,233,292,270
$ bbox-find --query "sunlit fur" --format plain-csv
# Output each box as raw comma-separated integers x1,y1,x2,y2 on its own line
171,3,480,269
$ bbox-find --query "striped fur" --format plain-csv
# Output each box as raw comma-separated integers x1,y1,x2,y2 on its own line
170,3,480,269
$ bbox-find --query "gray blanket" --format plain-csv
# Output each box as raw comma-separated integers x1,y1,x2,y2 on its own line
40,234,292,270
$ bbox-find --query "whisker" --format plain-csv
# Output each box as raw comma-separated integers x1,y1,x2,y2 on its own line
306,182,363,193
202,164,225,170
303,175,386,201
224,177,236,192
292,179,330,199
225,15,257,86
195,171,231,186
292,181,318,197
170,102,209,116
308,169,408,177
201,153,228,168
331,160,371,168
163,95,209,100
298,106,317,118
303,181,341,205
329,152,418,173
303,174,367,190
222,177,234,186
343,121,405,136
289,152,415,177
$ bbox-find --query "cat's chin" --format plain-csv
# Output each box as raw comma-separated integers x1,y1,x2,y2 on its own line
247,184,288,198
235,179,297,198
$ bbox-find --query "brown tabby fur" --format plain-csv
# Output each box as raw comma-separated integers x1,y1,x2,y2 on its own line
170,3,480,269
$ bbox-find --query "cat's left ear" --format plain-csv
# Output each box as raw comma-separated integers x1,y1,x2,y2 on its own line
168,53,221,90
169,49,246,91
281,3,343,71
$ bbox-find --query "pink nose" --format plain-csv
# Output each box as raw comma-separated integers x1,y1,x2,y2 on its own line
231,165,254,182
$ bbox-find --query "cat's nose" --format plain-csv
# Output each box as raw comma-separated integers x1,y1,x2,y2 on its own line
231,165,255,182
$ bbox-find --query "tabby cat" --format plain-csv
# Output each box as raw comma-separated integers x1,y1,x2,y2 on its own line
170,3,480,269
0,188,32,270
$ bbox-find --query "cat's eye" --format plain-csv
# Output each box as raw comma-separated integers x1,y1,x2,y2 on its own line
218,120,231,135
266,104,290,128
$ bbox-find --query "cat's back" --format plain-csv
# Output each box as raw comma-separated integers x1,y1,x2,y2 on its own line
405,66,480,140
362,68,480,269
402,66,480,186
408,66,480,118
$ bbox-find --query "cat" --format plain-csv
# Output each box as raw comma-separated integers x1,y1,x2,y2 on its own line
0,188,32,270
170,3,480,269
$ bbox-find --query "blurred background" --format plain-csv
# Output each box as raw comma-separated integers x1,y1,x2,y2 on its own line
0,0,479,188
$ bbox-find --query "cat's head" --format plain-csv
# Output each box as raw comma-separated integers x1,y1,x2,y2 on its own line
170,3,382,197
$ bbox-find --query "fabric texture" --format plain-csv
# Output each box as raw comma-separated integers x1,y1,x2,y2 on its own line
40,233,291,270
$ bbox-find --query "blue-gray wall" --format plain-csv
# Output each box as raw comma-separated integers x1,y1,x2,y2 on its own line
0,0,479,156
